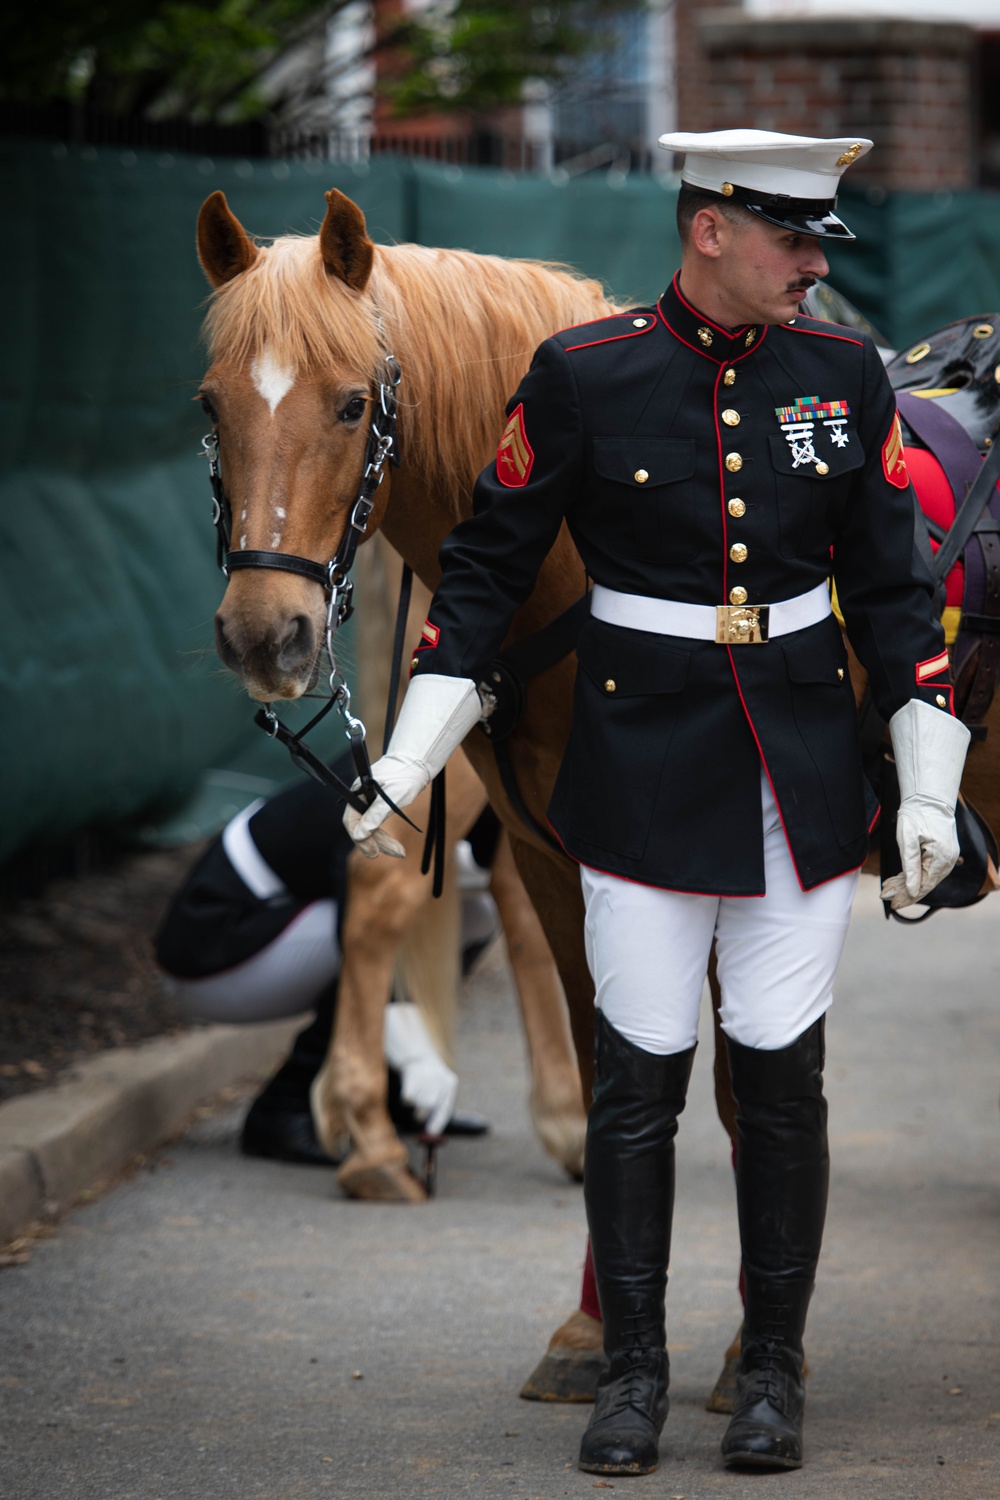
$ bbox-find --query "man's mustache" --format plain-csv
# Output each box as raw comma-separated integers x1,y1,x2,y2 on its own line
789,278,818,296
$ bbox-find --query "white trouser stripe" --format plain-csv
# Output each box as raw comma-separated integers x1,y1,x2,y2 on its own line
590,581,831,639
221,800,287,900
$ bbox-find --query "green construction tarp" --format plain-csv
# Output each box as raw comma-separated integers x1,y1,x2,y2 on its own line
2,137,1000,863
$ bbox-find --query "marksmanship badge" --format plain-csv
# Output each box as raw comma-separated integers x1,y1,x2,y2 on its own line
775,397,851,467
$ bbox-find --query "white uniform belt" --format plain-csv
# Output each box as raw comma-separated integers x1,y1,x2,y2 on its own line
590,581,831,645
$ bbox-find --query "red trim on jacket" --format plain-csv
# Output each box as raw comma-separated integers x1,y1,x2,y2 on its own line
724,648,808,891
915,650,950,683
775,322,865,348
563,314,658,352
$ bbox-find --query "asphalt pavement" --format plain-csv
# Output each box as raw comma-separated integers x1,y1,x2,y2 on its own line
1,881,998,1500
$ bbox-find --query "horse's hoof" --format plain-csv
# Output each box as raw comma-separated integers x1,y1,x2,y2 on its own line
336,1151,427,1203
706,1323,810,1414
520,1309,607,1402
705,1323,743,1414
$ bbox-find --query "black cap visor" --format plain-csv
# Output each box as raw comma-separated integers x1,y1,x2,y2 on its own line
685,180,856,240
744,202,855,240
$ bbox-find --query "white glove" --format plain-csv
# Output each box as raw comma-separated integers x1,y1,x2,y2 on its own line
882,698,970,909
343,674,482,858
383,1001,459,1136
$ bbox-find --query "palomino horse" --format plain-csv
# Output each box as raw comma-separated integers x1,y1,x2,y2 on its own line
194,184,664,1396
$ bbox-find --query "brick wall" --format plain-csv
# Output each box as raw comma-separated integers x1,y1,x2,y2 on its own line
677,13,975,191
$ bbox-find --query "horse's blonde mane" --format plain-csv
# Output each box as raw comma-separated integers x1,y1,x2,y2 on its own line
203,235,617,516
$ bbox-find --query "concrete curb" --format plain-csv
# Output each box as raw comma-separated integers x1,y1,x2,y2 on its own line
0,1018,300,1246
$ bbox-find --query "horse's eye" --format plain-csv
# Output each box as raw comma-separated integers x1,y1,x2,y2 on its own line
200,395,219,423
339,396,367,424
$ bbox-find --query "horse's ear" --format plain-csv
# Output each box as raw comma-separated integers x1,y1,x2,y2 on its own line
319,189,375,292
197,191,260,288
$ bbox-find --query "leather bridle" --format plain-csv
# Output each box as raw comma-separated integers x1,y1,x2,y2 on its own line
200,351,416,828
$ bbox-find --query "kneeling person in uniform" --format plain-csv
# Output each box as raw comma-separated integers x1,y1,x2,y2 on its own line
155,763,491,1162
341,132,969,1472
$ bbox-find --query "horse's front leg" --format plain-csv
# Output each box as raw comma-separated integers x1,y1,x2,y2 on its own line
489,829,586,1178
313,787,439,1203
312,750,491,1202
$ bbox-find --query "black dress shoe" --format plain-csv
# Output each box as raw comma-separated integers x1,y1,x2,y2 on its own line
385,1069,490,1136
578,1348,669,1475
387,1099,491,1137
240,1102,343,1167
721,1357,805,1470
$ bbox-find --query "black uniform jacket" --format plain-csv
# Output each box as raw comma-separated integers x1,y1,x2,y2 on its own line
414,275,953,895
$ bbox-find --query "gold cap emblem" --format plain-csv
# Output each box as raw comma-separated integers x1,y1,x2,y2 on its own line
729,542,748,564
634,469,649,484
721,181,734,197
725,453,743,473
836,142,865,168
698,326,713,347
724,368,736,386
722,409,740,427
729,586,748,606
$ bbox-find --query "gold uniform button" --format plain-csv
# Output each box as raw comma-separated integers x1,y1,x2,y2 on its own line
634,469,649,484
724,368,736,386
411,656,419,671
936,693,947,708
837,668,845,681
728,498,746,518
815,460,830,476
730,542,748,563
729,586,748,606
632,317,648,328
605,679,617,693
722,408,740,427
725,452,743,473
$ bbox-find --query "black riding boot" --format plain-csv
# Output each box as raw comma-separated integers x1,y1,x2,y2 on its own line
578,1012,696,1476
241,981,340,1165
721,1019,829,1471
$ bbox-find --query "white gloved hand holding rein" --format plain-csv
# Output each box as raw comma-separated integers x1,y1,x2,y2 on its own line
383,1001,459,1136
882,698,970,910
343,674,483,859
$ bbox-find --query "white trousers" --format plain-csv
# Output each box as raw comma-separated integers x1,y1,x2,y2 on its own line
167,900,341,1024
581,770,858,1054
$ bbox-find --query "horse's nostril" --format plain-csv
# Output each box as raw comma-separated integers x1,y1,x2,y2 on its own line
214,614,241,672
276,613,315,673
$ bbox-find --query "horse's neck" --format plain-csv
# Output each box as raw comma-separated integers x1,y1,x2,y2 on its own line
380,467,586,639
378,469,454,597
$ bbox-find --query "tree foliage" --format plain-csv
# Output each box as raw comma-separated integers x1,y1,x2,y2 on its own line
0,0,639,123
386,2,631,116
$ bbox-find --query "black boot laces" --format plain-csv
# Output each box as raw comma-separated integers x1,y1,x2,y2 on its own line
742,1305,792,1408
603,1313,662,1418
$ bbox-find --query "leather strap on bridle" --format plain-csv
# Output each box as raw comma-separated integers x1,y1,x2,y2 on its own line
203,352,415,831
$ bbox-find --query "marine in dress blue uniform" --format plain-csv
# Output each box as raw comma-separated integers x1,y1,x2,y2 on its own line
343,131,971,1475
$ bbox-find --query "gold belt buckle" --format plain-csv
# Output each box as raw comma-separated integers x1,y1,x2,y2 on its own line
715,604,770,644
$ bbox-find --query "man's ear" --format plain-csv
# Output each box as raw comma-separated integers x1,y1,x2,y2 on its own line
690,207,725,260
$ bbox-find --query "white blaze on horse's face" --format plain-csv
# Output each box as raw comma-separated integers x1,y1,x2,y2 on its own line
250,349,296,414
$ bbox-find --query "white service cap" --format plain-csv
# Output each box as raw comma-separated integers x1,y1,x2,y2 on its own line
658,129,873,239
